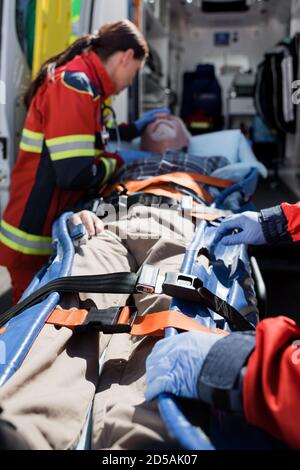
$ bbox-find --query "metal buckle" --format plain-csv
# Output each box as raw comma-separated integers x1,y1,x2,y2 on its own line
162,272,204,302
136,266,203,299
136,265,165,294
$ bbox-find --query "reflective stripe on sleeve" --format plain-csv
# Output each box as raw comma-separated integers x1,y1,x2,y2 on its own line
46,135,97,161
0,220,53,256
20,129,44,153
100,157,117,184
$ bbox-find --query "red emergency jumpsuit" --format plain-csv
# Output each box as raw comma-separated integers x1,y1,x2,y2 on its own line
243,202,300,448
0,51,122,303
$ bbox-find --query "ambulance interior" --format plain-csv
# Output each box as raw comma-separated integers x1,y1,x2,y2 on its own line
0,0,300,318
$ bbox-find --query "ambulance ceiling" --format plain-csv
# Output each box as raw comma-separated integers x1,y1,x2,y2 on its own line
171,0,291,28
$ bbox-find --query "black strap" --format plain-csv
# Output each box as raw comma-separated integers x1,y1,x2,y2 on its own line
162,273,255,331
197,286,255,331
0,270,254,332
78,306,137,334
0,273,138,329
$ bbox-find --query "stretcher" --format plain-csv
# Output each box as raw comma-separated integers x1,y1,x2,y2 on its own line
0,173,267,450
0,134,271,449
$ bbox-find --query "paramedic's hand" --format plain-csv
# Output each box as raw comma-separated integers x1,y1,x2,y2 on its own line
145,331,221,401
70,211,104,239
118,149,153,163
134,108,170,133
213,211,266,246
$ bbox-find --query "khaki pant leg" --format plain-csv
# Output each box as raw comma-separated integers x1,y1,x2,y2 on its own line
0,326,99,450
0,230,136,450
92,207,195,450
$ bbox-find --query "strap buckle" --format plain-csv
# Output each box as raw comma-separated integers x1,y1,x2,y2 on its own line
161,271,254,331
162,272,204,302
136,265,165,294
78,306,137,334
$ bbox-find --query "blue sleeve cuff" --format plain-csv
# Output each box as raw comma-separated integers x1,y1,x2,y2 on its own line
197,332,256,413
260,205,290,244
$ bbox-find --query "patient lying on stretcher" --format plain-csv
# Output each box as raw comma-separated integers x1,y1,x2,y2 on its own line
73,114,264,237
73,115,234,233
0,117,262,451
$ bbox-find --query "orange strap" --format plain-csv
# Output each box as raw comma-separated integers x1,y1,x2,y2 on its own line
46,307,228,337
46,308,89,327
102,172,233,203
130,311,228,337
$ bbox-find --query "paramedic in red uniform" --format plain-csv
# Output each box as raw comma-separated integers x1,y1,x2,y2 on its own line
0,20,168,303
145,202,300,449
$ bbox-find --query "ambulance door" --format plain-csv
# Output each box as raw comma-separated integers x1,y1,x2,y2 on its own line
0,0,31,216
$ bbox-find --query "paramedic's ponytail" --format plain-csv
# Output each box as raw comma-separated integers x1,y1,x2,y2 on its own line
24,20,148,109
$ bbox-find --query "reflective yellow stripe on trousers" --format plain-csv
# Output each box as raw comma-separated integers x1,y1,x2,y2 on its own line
0,220,53,256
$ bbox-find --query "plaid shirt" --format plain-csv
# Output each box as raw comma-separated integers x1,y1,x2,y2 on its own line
114,150,229,204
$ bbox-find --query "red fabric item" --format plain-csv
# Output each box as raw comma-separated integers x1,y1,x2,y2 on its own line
281,201,300,242
0,242,49,304
10,256,49,305
243,316,300,449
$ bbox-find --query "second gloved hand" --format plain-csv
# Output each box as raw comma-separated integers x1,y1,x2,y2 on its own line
145,331,221,402
213,211,266,246
134,108,170,133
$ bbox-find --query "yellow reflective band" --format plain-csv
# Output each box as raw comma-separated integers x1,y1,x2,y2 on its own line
20,142,42,153
0,220,53,256
111,159,117,173
20,129,44,153
1,220,52,243
22,129,44,140
0,233,52,256
102,159,110,184
190,122,211,129
50,149,98,161
100,158,117,185
46,135,95,146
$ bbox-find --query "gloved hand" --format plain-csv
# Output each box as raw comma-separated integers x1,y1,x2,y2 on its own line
134,108,170,133
145,331,221,402
213,211,266,246
118,149,153,164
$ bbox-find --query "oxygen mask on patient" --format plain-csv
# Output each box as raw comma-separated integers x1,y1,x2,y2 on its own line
141,115,190,155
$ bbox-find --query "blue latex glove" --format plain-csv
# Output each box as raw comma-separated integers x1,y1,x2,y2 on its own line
145,331,221,402
213,211,266,246
118,149,153,164
134,108,170,133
